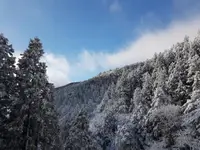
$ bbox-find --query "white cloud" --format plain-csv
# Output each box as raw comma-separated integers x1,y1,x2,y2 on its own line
76,50,108,72
76,15,200,70
13,15,200,87
109,0,122,13
107,16,200,67
42,53,70,87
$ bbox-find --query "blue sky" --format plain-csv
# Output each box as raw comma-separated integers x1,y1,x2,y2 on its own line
1,0,200,86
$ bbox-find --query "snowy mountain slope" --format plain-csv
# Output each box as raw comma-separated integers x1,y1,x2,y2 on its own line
54,35,200,150
54,69,122,125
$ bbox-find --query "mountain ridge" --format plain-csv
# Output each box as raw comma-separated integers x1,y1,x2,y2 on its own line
54,34,200,150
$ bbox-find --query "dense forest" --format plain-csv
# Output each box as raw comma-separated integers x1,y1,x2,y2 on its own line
55,33,200,150
1,32,200,150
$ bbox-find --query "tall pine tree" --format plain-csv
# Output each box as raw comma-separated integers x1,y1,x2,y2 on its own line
17,37,60,150
0,34,17,150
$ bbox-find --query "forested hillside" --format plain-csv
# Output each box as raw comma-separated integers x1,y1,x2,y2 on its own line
55,33,200,150
1,32,200,150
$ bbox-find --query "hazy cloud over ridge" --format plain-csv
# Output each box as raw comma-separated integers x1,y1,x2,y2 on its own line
14,14,200,87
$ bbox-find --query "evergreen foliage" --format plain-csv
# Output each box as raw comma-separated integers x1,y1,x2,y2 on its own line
0,34,17,150
0,35,61,150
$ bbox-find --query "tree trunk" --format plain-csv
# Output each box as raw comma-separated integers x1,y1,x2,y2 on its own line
24,110,30,150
